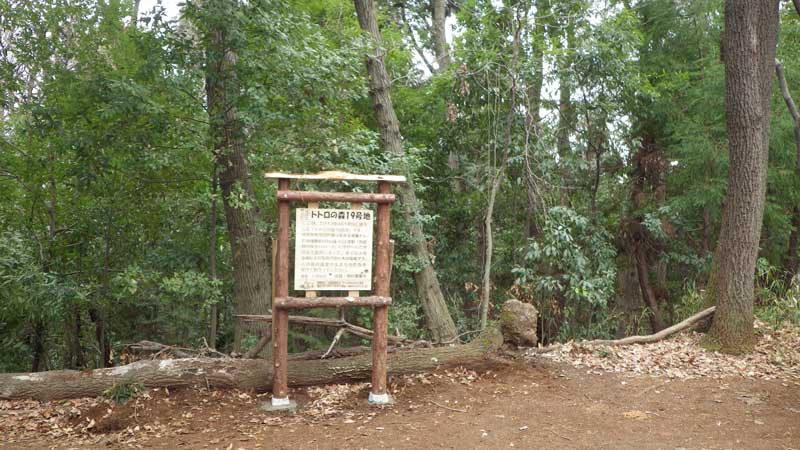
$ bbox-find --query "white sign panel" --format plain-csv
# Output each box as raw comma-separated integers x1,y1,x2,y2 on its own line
294,208,373,291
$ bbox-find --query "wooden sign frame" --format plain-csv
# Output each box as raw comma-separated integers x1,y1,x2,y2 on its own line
265,171,405,408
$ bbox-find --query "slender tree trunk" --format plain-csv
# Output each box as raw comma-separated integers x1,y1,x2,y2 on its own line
480,3,524,330
206,26,271,352
431,0,450,71
88,210,114,368
775,62,800,280
704,0,780,354
701,206,711,256
787,211,800,279
633,246,665,332
208,170,219,349
523,0,547,240
29,319,47,372
556,20,574,161
481,178,501,329
399,4,435,74
45,178,83,370
354,0,457,342
62,306,83,370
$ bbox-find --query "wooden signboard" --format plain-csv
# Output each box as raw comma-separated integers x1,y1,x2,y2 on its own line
264,171,405,410
294,208,373,291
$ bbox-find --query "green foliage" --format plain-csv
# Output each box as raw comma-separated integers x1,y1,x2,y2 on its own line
754,259,800,328
515,207,617,306
512,207,618,342
104,382,144,405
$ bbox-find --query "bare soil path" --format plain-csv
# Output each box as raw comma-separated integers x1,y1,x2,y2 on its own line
2,360,798,450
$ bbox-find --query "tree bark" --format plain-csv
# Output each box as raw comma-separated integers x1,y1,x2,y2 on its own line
775,62,800,279
704,0,780,354
208,170,219,349
0,327,503,401
431,0,450,70
206,20,271,352
353,0,457,343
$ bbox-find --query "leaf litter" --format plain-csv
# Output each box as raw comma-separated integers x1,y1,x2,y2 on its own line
529,320,800,382
0,366,483,448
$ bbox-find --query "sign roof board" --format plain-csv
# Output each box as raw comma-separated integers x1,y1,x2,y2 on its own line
265,170,406,183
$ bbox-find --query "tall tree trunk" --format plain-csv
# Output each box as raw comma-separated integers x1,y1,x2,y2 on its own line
206,24,271,352
480,2,525,330
704,0,780,354
775,62,800,280
208,170,220,349
354,0,457,343
431,0,450,71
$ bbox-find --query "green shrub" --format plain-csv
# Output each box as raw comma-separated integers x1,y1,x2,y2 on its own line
104,382,144,404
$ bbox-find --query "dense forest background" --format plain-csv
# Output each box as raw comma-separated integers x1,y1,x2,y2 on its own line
2,0,799,372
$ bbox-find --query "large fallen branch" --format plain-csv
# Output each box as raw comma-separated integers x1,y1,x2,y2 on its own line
582,306,715,346
529,306,716,354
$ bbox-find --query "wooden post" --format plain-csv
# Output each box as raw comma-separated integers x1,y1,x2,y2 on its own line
370,181,391,403
272,178,291,406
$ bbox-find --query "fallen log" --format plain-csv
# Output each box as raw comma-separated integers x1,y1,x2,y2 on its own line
0,326,503,401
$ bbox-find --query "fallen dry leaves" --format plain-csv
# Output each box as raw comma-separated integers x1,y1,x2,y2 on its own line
0,365,484,448
529,321,800,381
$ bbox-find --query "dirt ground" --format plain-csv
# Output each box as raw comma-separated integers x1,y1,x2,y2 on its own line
1,358,798,450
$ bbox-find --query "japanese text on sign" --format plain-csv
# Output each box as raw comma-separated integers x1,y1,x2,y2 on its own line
294,208,373,291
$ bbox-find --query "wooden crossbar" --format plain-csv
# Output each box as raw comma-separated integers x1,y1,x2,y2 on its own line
274,296,392,309
277,190,395,204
